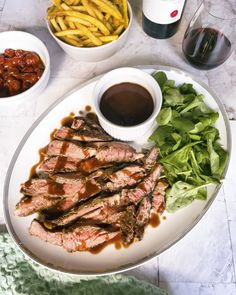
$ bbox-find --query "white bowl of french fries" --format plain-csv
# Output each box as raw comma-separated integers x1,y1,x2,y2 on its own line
47,0,132,62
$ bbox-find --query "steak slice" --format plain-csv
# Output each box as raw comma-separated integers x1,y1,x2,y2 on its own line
105,165,146,192
46,194,122,228
29,219,119,252
120,205,136,245
121,164,163,205
46,140,97,159
135,196,152,240
45,178,102,214
71,116,104,134
39,156,113,174
54,126,113,142
152,180,169,214
96,142,144,163
50,172,85,184
15,195,61,217
144,146,159,169
20,178,84,198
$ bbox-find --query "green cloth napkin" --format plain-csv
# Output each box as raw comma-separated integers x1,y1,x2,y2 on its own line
0,233,168,295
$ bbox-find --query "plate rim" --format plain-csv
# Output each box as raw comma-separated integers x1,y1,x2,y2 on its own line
3,65,232,276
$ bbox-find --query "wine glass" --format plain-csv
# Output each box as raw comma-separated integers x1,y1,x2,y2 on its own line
182,0,236,70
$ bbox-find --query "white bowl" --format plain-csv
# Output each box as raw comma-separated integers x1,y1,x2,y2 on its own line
46,3,133,62
0,31,50,104
93,67,163,141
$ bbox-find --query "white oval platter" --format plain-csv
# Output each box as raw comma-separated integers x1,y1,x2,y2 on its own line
3,66,231,276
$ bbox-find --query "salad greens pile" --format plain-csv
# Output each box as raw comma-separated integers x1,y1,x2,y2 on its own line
150,71,228,213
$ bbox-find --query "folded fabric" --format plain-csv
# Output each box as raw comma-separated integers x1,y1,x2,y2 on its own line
0,233,168,295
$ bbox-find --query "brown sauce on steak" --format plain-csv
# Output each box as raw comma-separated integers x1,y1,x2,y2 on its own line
61,112,75,127
29,147,47,178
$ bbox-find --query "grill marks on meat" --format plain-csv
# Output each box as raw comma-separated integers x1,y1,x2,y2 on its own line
120,205,136,245
105,165,146,192
40,141,144,175
29,219,119,252
15,195,61,217
135,197,152,240
96,142,144,163
54,126,113,142
16,177,101,216
46,194,123,228
144,146,159,169
17,114,168,252
121,164,163,205
152,180,169,214
39,156,113,174
46,140,97,159
20,178,84,197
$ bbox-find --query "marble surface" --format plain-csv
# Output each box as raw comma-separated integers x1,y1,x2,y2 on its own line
0,0,236,294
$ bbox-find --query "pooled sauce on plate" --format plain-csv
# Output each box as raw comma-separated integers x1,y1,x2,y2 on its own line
100,83,154,126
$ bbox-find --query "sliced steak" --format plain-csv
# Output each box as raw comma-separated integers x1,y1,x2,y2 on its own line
20,178,84,198
46,178,102,213
15,195,61,217
29,219,119,252
46,140,97,159
46,194,122,228
120,205,136,245
135,196,152,240
105,165,146,191
54,126,113,142
71,116,104,134
79,157,113,173
50,172,85,184
39,156,113,174
96,142,144,162
121,164,163,205
144,146,159,169
152,180,169,214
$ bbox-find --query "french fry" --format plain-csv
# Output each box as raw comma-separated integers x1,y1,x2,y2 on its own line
71,5,87,12
55,29,83,36
99,35,118,42
50,18,62,32
65,15,91,26
61,3,71,10
113,24,124,35
91,0,122,20
81,0,96,17
74,22,102,45
68,21,76,28
122,0,128,28
56,16,68,30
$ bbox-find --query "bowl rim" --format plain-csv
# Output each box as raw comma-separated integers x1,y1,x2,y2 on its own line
92,67,163,130
0,30,50,103
46,2,133,51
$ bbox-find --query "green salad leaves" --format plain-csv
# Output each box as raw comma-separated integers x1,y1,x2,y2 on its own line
150,71,228,213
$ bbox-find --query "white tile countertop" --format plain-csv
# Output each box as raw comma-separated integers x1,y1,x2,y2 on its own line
0,0,236,294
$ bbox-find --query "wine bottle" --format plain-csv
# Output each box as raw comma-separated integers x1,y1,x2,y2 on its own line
142,0,186,39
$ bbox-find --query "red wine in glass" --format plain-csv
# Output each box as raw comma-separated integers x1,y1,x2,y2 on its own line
183,28,231,70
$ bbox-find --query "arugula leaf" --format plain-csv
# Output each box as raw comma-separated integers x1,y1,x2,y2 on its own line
156,107,172,125
153,71,168,90
179,83,197,95
172,117,195,133
166,181,209,213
